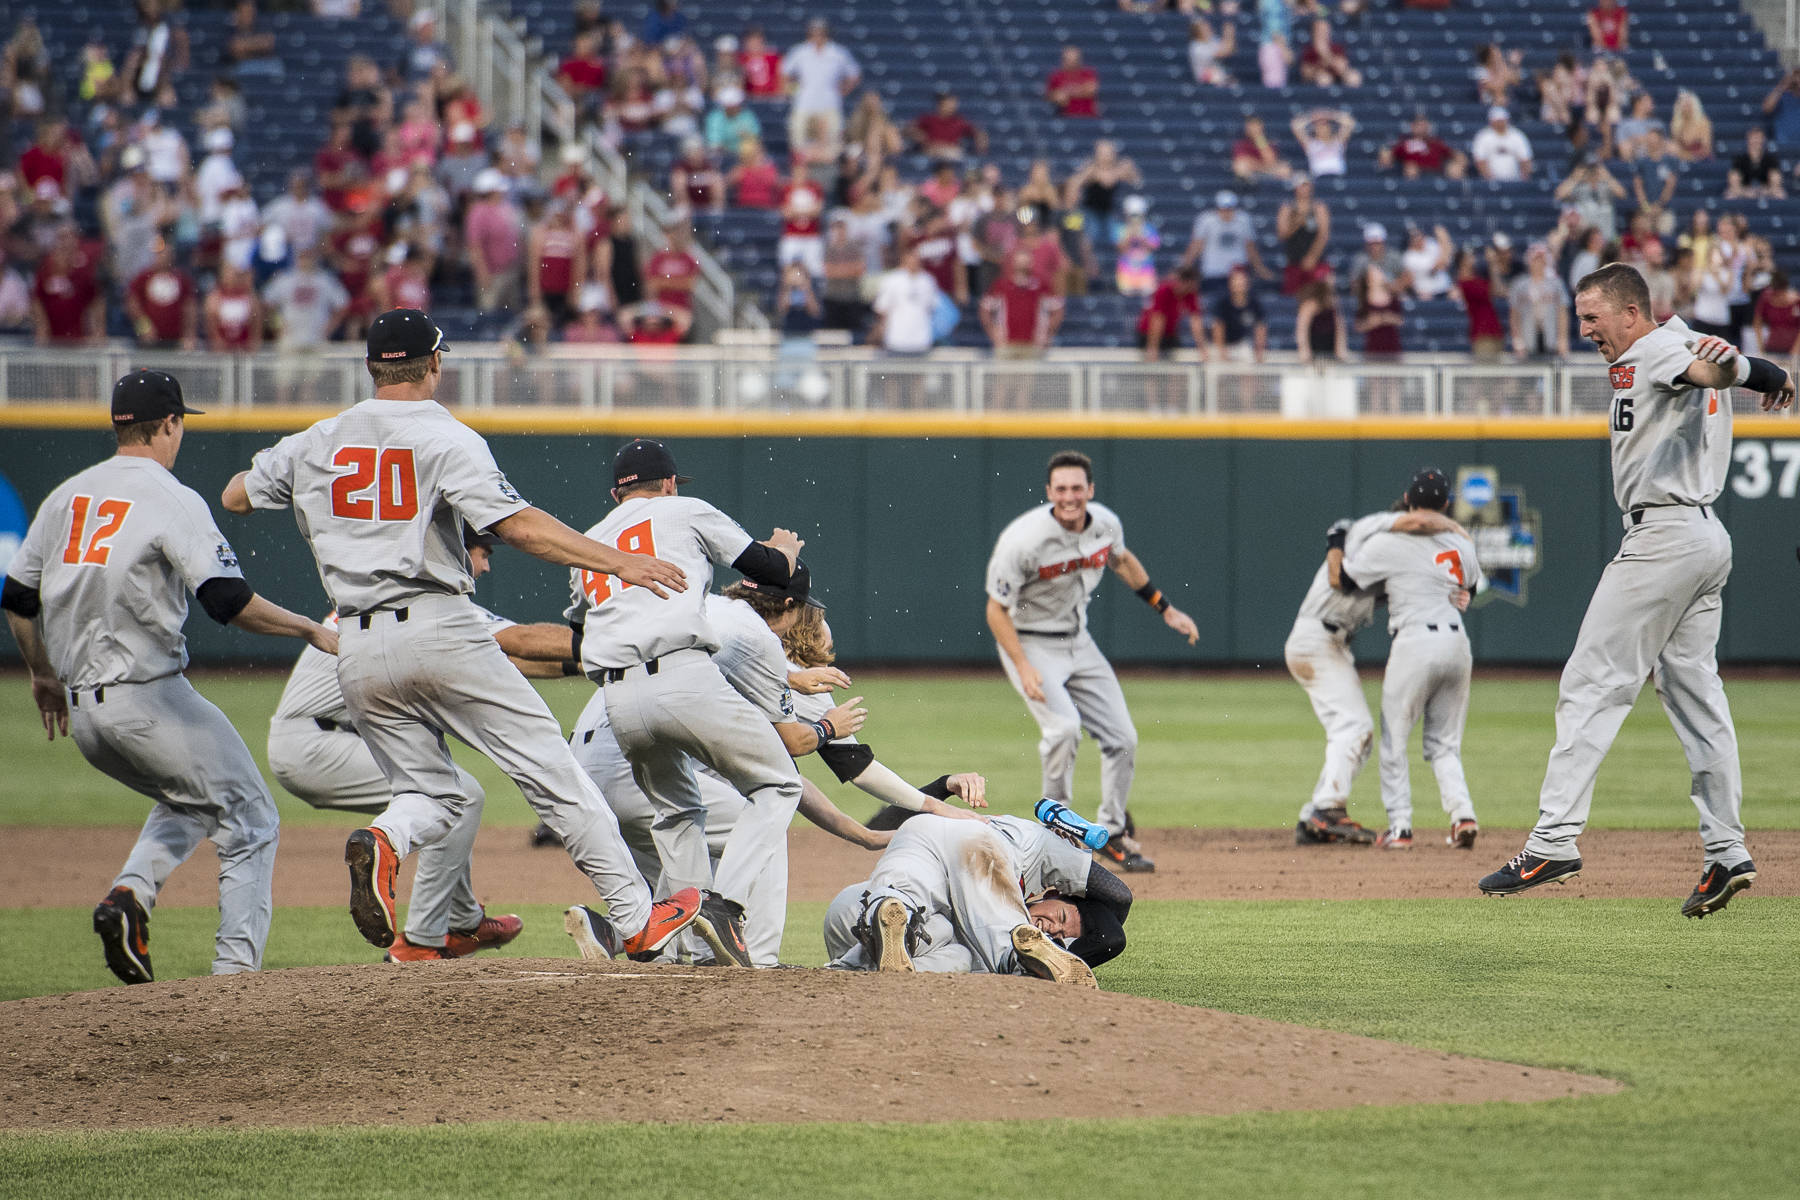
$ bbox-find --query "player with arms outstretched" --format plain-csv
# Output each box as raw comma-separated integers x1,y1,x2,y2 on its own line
1478,264,1794,917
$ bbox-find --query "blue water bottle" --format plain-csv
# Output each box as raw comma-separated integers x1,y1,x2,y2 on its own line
1035,799,1110,851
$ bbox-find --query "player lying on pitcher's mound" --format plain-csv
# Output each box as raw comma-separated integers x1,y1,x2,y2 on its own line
1286,483,1472,846
1479,264,1794,917
822,806,1133,987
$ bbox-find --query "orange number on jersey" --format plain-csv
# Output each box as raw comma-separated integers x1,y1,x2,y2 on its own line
82,500,133,565
62,495,92,563
1435,549,1466,586
613,519,656,591
331,447,377,519
377,448,419,520
332,446,418,521
580,569,613,606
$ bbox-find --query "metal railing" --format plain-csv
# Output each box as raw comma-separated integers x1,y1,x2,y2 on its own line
4,348,1787,418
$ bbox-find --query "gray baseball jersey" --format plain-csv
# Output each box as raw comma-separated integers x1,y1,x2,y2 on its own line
1295,511,1401,634
985,501,1127,635
709,596,797,724
987,814,1094,900
1606,315,1732,512
241,398,530,616
566,495,754,671
272,604,516,724
1342,527,1483,634
10,456,245,691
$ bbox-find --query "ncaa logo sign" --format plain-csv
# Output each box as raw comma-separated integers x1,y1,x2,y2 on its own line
1453,465,1542,607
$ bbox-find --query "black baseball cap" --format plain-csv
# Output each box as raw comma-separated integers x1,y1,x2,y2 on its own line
736,556,826,610
366,308,449,362
112,369,204,424
613,438,693,488
463,524,498,551
1405,468,1452,511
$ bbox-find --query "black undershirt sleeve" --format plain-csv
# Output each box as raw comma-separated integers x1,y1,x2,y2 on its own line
197,577,255,625
817,741,875,783
1083,861,1134,923
569,620,584,664
1336,569,1361,594
916,774,956,801
1,576,42,619
730,542,793,587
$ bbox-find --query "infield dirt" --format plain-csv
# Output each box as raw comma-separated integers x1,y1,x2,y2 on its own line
0,959,1621,1131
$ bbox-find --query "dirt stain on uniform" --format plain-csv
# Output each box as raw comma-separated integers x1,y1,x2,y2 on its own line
1288,656,1316,683
962,833,1025,913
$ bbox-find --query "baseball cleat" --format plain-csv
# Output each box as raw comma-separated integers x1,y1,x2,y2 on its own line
1295,809,1378,845
1448,819,1480,849
1011,924,1098,988
345,828,401,948
93,886,153,986
460,909,524,951
868,897,916,973
1681,860,1755,919
564,905,622,960
621,886,704,960
385,937,462,963
1479,850,1582,896
1375,828,1413,850
693,891,753,967
529,821,563,848
1098,837,1156,873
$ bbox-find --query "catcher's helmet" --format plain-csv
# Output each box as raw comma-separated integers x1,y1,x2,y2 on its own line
1405,468,1451,512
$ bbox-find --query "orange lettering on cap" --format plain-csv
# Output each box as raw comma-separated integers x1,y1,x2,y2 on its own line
381,350,407,359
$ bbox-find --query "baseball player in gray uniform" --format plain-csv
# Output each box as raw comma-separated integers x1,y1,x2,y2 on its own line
3,370,336,985
985,450,1199,873
267,527,552,961
1287,501,1467,845
567,438,829,967
223,310,701,960
1479,264,1793,917
1339,470,1484,850
823,813,1130,986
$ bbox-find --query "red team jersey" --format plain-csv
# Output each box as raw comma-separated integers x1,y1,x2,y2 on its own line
129,268,194,341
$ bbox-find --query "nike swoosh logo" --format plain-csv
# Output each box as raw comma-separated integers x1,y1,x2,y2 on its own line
1520,860,1552,880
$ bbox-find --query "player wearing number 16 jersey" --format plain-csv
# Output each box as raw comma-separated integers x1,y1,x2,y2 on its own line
1479,265,1795,915
1339,470,1484,850
225,310,702,961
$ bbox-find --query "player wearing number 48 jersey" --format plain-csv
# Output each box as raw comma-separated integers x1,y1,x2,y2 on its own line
1479,265,1795,916
224,310,703,960
3,371,336,984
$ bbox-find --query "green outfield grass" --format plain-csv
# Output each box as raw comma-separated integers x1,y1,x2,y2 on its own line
4,897,1797,1199
6,672,1800,833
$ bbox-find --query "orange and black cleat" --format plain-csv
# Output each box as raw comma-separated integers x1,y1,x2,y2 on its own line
345,827,401,948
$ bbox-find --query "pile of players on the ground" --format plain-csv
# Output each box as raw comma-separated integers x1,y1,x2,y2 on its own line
0,284,1782,988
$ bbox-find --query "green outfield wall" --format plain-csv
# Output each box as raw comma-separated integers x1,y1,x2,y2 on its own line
3,416,1797,665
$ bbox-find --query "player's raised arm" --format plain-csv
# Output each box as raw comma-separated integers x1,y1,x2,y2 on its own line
1684,334,1797,410
489,507,687,596
1107,547,1199,645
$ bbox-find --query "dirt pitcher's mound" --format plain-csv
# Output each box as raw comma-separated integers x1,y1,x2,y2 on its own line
1,960,1618,1131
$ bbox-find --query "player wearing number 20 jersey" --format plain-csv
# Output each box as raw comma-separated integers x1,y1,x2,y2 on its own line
1340,470,1483,847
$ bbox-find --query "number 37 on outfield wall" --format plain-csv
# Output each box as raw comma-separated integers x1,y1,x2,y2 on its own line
1731,441,1800,499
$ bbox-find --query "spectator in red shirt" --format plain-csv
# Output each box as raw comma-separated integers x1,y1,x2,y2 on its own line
126,238,197,349
644,222,701,309
1454,247,1506,361
738,27,783,98
619,300,692,344
18,120,69,194
1137,265,1203,359
906,89,987,160
1018,221,1068,296
31,229,102,346
314,122,362,213
1753,269,1800,362
1299,19,1362,88
327,200,386,338
557,30,609,115
1378,114,1469,180
1232,115,1293,183
982,249,1065,363
778,164,826,276
728,139,783,208
1588,0,1629,52
204,261,263,353
670,136,726,214
1046,46,1099,118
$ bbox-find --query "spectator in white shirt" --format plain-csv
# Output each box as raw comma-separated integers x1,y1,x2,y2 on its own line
195,128,242,222
1472,106,1533,181
1292,108,1355,178
261,169,334,254
871,245,940,355
1400,224,1454,299
262,247,350,350
780,19,860,153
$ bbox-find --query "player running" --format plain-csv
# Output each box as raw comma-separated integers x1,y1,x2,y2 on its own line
1287,492,1469,845
3,370,335,984
986,450,1198,873
224,309,702,961
1478,264,1793,916
1339,469,1483,850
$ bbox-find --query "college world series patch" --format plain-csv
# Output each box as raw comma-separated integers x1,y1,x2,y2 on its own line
1609,364,1636,390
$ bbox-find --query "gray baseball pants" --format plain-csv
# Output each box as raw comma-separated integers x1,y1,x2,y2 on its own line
569,690,786,966
1376,625,1476,834
1284,616,1376,820
335,594,651,938
824,881,969,973
1000,631,1139,835
1527,507,1747,867
825,816,1031,975
69,674,278,975
601,649,803,914
267,719,486,947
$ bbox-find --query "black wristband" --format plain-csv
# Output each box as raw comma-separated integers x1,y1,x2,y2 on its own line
805,720,831,750
818,716,837,741
1,575,41,619
1133,580,1170,614
1744,356,1788,394
560,659,580,676
1326,523,1349,552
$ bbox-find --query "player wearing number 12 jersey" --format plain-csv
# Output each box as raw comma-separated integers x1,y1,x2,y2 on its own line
225,310,702,961
1339,470,1483,850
